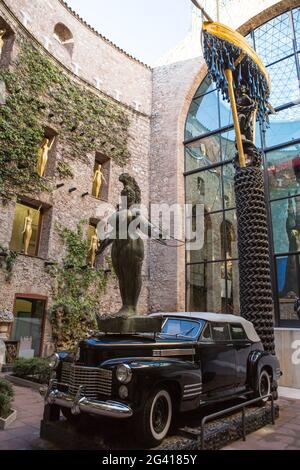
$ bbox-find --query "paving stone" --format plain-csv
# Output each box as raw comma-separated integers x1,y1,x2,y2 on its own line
0,383,300,450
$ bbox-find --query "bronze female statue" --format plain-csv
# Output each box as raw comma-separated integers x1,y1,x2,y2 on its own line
97,174,147,317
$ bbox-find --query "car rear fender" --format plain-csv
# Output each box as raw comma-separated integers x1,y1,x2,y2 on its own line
247,350,281,391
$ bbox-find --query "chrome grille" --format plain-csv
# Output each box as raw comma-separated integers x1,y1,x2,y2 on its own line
61,363,112,398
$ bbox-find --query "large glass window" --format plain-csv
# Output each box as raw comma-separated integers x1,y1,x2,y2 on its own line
185,7,300,326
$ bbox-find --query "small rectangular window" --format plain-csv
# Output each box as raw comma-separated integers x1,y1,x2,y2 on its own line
230,324,247,340
211,322,230,341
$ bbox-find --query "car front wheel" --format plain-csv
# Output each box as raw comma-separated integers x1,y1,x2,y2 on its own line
135,388,172,448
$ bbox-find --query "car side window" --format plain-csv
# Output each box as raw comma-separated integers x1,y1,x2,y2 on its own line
200,323,212,341
211,323,230,341
230,324,247,340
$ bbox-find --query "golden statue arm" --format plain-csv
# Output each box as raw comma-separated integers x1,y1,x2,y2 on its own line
22,218,28,234
48,136,55,150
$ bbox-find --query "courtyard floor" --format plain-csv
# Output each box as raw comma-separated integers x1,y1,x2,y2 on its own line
0,382,299,450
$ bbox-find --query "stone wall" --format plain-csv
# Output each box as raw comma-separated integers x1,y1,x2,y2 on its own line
149,57,207,312
0,0,151,355
2,0,152,114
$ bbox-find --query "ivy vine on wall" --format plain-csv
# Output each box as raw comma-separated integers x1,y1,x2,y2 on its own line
0,244,18,282
49,222,108,351
0,39,130,200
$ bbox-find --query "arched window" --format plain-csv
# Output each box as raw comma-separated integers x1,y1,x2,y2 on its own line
53,23,73,44
53,23,74,55
185,6,300,325
0,17,15,67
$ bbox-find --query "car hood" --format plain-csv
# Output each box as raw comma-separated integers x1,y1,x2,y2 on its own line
78,335,196,367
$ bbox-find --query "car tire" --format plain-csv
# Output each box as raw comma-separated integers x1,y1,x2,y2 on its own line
255,369,271,404
135,388,172,448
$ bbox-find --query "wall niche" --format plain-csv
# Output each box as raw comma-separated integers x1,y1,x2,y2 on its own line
92,153,111,202
0,17,15,67
36,127,58,178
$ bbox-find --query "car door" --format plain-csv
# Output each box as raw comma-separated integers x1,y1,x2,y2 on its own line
229,323,252,388
199,322,237,397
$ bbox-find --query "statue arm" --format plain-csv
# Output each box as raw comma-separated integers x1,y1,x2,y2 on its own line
48,137,55,150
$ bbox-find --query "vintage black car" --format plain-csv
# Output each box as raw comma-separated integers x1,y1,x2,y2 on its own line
43,312,281,447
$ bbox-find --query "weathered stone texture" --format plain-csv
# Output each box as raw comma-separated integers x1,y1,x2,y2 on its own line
0,0,151,354
2,0,152,115
149,57,207,313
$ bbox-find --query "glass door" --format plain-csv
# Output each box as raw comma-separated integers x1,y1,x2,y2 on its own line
11,297,46,356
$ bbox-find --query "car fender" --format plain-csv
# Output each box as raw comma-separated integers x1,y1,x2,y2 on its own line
247,350,281,391
102,356,202,410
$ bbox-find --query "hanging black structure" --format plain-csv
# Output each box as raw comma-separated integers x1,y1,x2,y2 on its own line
202,21,275,354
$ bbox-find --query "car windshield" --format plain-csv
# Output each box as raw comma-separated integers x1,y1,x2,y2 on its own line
159,318,203,340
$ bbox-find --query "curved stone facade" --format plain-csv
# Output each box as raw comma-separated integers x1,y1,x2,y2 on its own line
2,0,152,114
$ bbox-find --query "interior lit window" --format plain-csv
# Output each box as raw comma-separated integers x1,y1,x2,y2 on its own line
9,203,42,256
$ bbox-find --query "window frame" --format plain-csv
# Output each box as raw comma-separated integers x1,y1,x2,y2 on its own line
9,201,44,257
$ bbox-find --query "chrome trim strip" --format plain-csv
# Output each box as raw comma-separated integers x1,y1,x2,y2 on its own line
183,387,202,394
183,388,202,394
153,349,195,357
184,383,202,389
183,391,202,398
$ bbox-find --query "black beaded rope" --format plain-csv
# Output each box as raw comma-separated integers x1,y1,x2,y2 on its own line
234,148,275,355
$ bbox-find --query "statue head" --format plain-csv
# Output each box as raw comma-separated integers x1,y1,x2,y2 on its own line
119,173,141,207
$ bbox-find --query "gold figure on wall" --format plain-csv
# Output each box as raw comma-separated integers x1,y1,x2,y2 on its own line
88,227,99,268
93,164,107,199
0,30,6,55
37,137,55,177
22,209,33,255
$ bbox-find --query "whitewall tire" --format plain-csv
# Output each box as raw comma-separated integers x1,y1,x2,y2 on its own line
258,370,271,403
135,388,173,447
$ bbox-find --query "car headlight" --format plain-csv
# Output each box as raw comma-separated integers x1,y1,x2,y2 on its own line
116,364,132,384
48,353,60,370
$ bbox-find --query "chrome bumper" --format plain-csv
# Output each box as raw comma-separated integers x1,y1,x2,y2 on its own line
41,380,133,419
